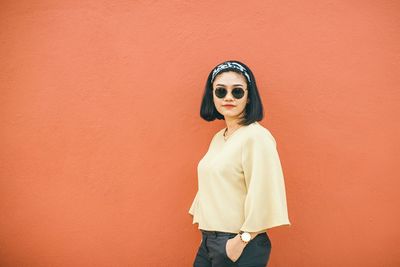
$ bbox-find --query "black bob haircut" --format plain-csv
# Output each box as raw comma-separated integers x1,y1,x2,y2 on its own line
200,60,264,126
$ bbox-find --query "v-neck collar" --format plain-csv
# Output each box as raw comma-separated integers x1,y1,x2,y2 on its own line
218,121,258,144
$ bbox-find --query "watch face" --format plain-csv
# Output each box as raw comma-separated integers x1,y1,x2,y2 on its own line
241,232,251,242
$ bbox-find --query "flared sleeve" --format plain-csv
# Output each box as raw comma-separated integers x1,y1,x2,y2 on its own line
188,190,198,215
239,130,291,232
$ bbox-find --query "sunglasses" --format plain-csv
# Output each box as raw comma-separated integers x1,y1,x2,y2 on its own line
214,87,247,99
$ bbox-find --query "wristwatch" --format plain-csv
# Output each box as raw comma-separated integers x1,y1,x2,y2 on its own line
239,231,251,244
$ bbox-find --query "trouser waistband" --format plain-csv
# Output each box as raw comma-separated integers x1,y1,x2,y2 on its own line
200,229,238,237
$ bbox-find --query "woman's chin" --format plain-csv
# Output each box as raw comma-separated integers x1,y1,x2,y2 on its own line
222,113,240,119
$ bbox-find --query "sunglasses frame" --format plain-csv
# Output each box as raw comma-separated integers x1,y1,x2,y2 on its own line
213,87,248,100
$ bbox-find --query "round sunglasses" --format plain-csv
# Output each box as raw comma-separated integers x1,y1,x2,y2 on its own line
214,87,248,99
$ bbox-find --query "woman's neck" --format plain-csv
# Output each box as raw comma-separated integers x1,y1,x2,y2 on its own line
224,117,241,132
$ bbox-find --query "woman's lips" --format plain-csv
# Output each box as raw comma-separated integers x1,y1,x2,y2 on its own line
223,105,235,108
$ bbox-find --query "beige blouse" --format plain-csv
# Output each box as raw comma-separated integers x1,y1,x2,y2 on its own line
188,121,291,233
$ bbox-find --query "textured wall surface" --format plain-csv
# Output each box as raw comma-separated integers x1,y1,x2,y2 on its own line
1,0,399,266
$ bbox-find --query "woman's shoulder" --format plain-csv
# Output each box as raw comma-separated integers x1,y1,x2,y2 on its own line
207,127,225,145
243,121,277,146
213,127,225,139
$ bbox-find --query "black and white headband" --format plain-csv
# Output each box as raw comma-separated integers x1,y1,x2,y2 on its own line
211,61,251,84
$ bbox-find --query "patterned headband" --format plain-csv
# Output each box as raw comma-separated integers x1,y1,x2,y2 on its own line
211,61,251,84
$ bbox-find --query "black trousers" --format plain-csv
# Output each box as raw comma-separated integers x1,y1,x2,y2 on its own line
193,229,271,267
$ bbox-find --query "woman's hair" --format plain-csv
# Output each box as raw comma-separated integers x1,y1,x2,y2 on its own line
200,60,264,126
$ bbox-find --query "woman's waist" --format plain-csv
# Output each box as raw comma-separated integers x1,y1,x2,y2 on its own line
200,229,267,238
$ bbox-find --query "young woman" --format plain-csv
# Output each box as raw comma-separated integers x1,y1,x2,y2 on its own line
189,60,291,267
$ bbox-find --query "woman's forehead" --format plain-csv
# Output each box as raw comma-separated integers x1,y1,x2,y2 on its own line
213,71,247,86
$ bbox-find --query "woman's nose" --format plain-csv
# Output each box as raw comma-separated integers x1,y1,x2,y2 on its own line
224,91,234,100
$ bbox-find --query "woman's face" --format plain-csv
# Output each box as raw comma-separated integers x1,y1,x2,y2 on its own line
212,71,249,121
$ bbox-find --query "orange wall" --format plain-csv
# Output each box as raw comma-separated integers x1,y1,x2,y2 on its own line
1,1,399,266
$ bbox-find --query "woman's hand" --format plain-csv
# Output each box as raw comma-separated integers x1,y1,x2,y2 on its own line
225,234,247,262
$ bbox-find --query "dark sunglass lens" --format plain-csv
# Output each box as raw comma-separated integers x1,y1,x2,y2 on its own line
232,88,245,99
215,88,227,98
